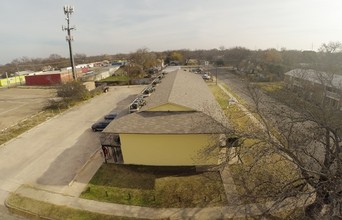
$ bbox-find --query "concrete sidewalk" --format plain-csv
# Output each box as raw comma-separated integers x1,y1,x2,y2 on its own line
10,185,283,220
10,183,308,220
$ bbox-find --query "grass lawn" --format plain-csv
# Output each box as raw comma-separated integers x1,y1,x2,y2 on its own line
100,75,130,82
208,85,256,132
255,81,285,93
81,164,227,208
6,193,140,220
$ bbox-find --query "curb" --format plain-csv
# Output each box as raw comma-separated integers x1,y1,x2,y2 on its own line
5,196,55,220
68,148,101,187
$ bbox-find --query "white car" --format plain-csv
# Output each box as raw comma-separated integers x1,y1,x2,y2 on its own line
202,74,211,80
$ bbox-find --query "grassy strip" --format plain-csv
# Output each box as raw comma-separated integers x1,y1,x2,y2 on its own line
100,75,130,82
81,164,227,208
208,85,256,132
6,193,142,220
255,81,285,93
0,110,60,146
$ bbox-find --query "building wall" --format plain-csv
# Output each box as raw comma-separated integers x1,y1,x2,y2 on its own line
82,81,96,91
25,74,62,86
60,73,73,83
0,76,25,87
285,74,341,109
120,133,220,166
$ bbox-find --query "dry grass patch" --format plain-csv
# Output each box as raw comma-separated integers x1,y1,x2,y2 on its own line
6,193,137,220
209,85,256,132
255,81,285,93
0,110,59,146
81,164,227,208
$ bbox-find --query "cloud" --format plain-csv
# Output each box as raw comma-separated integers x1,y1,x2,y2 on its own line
1,0,342,64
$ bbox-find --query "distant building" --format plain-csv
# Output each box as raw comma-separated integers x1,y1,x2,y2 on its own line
0,76,25,87
112,60,128,66
15,70,34,76
25,71,73,86
284,69,342,110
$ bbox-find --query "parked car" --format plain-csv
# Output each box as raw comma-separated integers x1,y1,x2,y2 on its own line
129,103,140,113
91,119,112,132
95,82,109,93
152,78,161,86
104,112,118,120
142,86,155,97
134,96,146,106
202,73,211,80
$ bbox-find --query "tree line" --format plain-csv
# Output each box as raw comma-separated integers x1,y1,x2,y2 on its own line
2,41,342,80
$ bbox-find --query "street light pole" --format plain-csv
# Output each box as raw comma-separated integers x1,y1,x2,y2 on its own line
62,5,77,80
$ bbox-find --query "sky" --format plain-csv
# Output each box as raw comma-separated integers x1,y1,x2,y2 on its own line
1,0,342,65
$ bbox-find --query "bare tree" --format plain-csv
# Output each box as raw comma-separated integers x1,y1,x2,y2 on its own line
236,69,342,219
319,42,342,53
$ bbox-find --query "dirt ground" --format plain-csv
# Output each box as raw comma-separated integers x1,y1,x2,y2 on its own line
0,87,56,131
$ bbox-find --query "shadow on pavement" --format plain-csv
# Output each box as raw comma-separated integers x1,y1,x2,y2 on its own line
36,94,138,186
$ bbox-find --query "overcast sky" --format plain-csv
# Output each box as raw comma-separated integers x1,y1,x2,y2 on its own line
1,0,342,64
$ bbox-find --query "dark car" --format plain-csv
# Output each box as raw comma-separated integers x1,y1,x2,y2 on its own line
104,112,118,120
91,119,111,132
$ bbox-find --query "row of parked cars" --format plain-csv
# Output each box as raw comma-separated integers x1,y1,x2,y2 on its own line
128,96,146,113
91,71,168,131
187,68,211,80
91,111,118,131
128,72,167,113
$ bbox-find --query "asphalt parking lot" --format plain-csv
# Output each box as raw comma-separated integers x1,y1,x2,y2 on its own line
0,87,56,131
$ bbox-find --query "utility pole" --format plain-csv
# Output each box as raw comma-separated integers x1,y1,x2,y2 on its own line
62,5,77,80
216,67,218,85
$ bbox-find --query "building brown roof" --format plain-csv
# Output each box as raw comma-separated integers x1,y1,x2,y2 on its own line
104,111,228,134
143,70,221,112
103,69,230,134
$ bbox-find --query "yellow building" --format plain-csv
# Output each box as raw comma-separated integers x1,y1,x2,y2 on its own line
102,69,230,167
0,76,25,87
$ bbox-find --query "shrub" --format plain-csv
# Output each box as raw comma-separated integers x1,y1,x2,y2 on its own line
57,81,90,101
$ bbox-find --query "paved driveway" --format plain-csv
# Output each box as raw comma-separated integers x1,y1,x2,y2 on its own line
0,85,144,218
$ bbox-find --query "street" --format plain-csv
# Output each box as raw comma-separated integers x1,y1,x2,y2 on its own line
0,85,144,219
